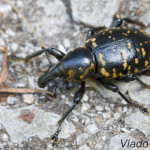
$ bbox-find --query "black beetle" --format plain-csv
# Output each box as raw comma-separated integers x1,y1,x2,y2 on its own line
11,14,150,145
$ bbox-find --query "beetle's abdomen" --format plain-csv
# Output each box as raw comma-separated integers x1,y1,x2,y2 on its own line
86,27,150,78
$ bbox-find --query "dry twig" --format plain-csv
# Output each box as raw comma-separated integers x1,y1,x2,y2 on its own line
0,88,54,96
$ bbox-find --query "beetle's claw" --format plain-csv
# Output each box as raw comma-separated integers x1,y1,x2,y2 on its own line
138,105,149,115
50,125,61,146
141,107,149,115
50,134,58,146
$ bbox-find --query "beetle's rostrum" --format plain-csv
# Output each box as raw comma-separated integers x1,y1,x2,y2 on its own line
11,14,150,145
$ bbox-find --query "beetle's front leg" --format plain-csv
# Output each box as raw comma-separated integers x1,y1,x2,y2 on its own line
10,48,65,63
50,82,85,146
86,26,106,39
110,13,146,29
98,79,149,115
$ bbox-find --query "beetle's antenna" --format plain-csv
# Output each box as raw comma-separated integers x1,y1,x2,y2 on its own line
42,47,52,72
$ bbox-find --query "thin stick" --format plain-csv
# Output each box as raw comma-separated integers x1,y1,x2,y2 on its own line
1,0,45,48
0,88,54,96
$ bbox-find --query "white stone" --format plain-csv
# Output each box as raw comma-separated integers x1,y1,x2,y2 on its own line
2,134,9,142
0,38,5,46
0,106,75,143
82,94,89,102
85,123,98,134
11,43,18,51
71,0,119,27
102,112,111,119
114,112,121,120
79,144,90,150
22,94,35,104
81,103,90,114
63,39,71,49
125,111,150,137
7,97,18,105
6,29,16,37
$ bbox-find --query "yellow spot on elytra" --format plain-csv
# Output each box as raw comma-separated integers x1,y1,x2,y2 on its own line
108,36,112,39
123,27,127,29
113,38,116,41
118,72,124,77
71,47,86,52
100,68,110,77
145,41,148,44
136,48,140,52
145,60,149,67
90,62,95,71
79,67,83,72
86,38,97,48
109,31,112,34
102,32,105,35
140,43,143,46
141,48,146,57
121,51,127,70
80,63,95,80
80,67,89,80
115,13,120,19
135,58,138,64
127,65,131,74
127,42,131,49
134,68,139,73
112,68,117,78
98,53,106,66
68,69,75,80
113,49,116,52
134,31,137,34
127,31,130,33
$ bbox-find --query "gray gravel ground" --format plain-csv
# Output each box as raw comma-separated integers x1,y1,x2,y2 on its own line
0,0,150,150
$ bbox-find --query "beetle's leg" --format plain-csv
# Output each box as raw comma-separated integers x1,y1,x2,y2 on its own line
50,82,85,146
86,26,106,39
10,48,65,63
98,79,149,115
123,74,150,89
110,13,146,29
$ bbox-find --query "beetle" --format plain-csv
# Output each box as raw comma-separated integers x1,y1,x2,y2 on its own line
11,14,150,145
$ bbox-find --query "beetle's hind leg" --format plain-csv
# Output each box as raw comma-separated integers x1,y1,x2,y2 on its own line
50,82,85,146
110,13,146,29
98,79,149,115
124,74,150,89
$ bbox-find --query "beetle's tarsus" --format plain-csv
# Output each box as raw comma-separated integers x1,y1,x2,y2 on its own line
50,125,61,146
135,104,149,115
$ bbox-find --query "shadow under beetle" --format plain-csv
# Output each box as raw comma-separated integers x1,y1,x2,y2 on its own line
11,14,150,145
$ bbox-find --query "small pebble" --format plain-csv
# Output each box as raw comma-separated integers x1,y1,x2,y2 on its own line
2,134,9,142
6,29,16,36
95,106,104,112
82,94,88,102
63,38,71,49
114,112,121,120
85,123,98,134
80,103,90,114
22,94,35,104
0,38,5,46
103,112,111,119
11,43,18,51
7,97,18,105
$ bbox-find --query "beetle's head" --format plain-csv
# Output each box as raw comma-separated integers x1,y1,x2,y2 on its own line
38,47,95,88
38,63,66,88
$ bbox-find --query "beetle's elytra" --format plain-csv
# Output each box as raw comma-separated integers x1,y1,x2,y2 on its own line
11,14,150,145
